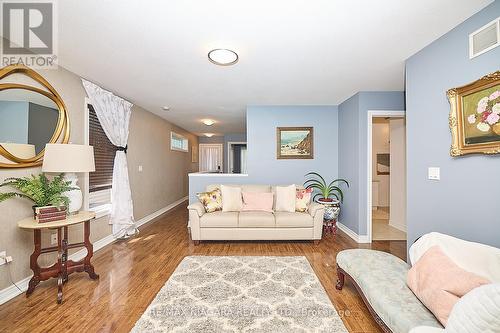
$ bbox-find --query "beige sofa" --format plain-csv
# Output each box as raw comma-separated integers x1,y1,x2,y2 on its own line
188,184,324,244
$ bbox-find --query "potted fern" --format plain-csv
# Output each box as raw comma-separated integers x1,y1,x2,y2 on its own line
304,172,349,220
0,174,75,218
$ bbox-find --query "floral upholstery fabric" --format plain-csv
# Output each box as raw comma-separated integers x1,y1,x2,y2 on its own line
196,188,223,213
295,188,312,212
337,249,443,333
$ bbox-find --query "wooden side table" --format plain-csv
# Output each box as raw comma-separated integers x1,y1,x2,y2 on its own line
18,211,99,304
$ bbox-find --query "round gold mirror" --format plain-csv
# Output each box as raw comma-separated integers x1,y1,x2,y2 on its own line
0,65,70,168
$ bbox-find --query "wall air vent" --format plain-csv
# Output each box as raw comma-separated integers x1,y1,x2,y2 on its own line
469,17,499,59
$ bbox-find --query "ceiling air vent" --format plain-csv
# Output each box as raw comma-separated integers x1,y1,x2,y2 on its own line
469,17,499,59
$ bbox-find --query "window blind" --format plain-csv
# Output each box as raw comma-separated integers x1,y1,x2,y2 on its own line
89,104,116,192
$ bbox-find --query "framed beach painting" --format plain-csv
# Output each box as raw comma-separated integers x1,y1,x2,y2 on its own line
276,127,313,159
448,71,500,156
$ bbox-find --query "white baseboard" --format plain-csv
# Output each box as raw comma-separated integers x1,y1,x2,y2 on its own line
0,276,31,306
0,196,188,305
135,196,187,229
337,222,370,243
389,220,407,232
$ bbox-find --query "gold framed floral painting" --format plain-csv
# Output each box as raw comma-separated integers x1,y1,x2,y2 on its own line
447,71,500,156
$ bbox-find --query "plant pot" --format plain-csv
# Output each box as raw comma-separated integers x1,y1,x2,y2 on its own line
317,198,341,221
493,123,500,135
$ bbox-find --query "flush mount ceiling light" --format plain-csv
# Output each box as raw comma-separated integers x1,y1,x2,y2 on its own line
162,106,170,111
204,133,215,137
202,119,215,126
208,49,238,66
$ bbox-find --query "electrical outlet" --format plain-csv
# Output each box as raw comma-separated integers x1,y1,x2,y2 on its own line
51,233,58,245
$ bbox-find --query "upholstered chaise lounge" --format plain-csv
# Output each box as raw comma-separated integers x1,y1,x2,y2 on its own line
336,249,442,333
336,233,500,333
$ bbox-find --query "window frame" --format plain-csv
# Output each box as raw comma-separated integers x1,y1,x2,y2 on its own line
170,131,189,152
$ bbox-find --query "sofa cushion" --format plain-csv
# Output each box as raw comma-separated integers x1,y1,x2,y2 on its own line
196,188,222,213
446,283,500,333
242,192,274,212
221,185,243,212
295,188,313,212
275,185,296,212
200,211,238,228
239,211,275,228
241,184,271,193
274,212,313,227
409,232,500,283
337,249,442,333
407,246,490,326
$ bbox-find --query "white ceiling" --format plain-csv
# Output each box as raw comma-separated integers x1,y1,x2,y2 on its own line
58,0,492,135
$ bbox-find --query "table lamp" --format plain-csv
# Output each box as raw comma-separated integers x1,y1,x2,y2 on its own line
42,144,95,214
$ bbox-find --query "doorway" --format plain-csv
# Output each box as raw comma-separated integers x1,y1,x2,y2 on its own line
227,142,247,174
199,144,223,173
367,111,406,243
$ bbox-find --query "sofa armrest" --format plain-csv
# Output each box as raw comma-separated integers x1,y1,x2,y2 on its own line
187,202,205,217
308,202,324,218
310,203,324,240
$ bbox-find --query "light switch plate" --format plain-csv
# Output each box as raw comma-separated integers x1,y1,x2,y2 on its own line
138,165,143,172
428,167,440,180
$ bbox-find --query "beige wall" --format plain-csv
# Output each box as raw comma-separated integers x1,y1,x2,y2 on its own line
372,121,390,207
0,65,198,290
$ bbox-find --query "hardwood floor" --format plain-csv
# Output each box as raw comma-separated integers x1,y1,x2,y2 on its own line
0,202,406,333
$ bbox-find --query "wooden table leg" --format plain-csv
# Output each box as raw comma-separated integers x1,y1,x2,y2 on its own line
83,220,99,280
62,226,68,284
56,227,63,304
26,230,41,296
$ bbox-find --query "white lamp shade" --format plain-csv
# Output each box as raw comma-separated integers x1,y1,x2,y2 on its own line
42,144,95,173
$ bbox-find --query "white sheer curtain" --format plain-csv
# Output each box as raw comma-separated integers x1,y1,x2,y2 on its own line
199,144,222,172
82,79,136,239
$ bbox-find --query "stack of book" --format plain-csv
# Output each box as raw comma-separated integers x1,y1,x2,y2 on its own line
35,206,67,223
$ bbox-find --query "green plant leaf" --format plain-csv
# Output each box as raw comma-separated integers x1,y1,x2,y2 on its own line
304,172,327,187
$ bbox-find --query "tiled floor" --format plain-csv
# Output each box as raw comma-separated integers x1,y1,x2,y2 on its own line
372,207,407,241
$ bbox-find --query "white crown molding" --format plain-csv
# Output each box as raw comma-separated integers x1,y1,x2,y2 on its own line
0,197,187,305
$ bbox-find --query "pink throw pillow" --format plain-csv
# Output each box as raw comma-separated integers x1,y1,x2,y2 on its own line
407,245,490,326
242,192,273,212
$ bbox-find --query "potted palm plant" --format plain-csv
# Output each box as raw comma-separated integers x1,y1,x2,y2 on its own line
0,174,74,218
304,172,349,220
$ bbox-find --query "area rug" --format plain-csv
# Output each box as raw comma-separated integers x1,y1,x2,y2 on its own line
132,256,348,332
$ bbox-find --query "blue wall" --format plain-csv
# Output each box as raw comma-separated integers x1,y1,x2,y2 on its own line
190,105,339,202
338,92,405,234
247,106,339,184
406,1,500,248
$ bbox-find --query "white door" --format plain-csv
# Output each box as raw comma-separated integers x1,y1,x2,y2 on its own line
389,118,406,231
199,144,223,172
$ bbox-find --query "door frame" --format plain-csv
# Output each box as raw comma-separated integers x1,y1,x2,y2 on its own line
366,110,405,243
198,143,223,172
227,141,247,173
